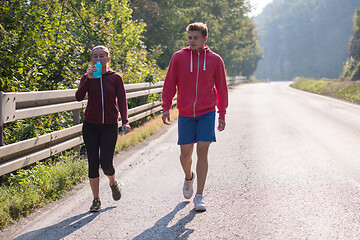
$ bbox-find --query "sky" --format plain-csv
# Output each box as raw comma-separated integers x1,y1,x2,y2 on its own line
248,0,274,17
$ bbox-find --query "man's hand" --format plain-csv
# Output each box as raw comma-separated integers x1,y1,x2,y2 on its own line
217,119,226,131
162,111,171,125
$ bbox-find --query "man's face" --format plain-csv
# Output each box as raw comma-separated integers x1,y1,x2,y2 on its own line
188,30,207,51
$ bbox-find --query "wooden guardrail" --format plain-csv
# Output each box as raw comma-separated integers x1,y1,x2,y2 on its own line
227,76,247,85
0,76,246,176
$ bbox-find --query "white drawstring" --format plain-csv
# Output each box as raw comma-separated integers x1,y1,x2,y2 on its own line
190,51,193,72
203,49,206,71
190,49,207,72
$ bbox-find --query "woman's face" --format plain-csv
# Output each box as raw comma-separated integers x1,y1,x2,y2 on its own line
91,48,110,68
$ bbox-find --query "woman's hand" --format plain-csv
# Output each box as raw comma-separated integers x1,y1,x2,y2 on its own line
122,124,131,134
87,65,97,79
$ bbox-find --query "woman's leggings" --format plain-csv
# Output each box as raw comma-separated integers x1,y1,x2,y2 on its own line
82,121,118,178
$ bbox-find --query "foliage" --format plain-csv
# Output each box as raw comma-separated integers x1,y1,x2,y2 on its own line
130,0,262,77
0,0,165,144
0,152,87,229
3,112,72,145
342,57,360,81
0,0,164,92
290,77,360,104
254,0,360,81
0,0,83,92
342,9,360,81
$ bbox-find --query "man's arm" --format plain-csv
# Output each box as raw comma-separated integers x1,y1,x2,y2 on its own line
214,57,229,121
161,53,178,124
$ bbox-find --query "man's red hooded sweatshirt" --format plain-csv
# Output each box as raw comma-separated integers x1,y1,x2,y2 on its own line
162,46,228,119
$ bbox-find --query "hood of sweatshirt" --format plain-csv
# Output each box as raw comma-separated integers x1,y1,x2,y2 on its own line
101,70,116,76
183,46,209,73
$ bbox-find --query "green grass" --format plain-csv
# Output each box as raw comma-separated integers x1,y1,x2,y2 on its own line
0,152,88,229
0,108,179,230
290,77,360,104
115,108,178,152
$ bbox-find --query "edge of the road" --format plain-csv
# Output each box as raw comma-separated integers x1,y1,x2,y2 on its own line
287,81,360,109
0,121,178,238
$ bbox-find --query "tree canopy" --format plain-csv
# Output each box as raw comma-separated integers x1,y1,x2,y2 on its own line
342,8,360,81
254,0,360,81
130,0,262,77
0,0,165,144
1,0,263,94
0,0,164,92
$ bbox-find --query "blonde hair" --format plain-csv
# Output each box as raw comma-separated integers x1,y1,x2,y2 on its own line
91,45,110,58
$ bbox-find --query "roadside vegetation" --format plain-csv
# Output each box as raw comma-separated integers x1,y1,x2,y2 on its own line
290,10,360,103
290,77,360,104
0,152,87,229
0,108,178,230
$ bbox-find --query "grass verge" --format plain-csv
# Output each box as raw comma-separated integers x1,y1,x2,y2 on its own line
115,108,178,152
290,77,360,104
0,152,87,229
0,108,178,230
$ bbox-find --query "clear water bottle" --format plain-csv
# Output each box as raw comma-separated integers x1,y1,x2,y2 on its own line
93,61,102,78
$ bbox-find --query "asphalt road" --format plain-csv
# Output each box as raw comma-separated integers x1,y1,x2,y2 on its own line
2,82,360,240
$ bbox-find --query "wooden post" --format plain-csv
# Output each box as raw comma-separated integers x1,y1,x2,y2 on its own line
0,125,3,147
139,96,146,124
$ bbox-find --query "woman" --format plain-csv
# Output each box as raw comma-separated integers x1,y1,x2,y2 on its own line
76,45,131,212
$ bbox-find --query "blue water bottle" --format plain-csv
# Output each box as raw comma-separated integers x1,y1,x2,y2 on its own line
93,61,102,78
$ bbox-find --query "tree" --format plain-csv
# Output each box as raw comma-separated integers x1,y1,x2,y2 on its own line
0,0,164,144
254,0,360,81
0,0,164,93
130,0,262,77
342,8,360,81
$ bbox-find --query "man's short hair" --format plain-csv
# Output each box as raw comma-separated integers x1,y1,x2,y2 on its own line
186,22,208,38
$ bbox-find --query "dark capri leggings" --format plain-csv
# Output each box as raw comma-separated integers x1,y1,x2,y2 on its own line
82,121,118,178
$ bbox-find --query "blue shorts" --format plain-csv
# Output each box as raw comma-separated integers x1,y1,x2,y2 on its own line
177,111,216,145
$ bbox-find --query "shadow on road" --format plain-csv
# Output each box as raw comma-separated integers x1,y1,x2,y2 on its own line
13,206,116,240
133,201,202,240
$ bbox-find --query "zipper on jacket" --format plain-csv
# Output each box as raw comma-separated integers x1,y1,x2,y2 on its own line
193,51,200,117
100,75,105,124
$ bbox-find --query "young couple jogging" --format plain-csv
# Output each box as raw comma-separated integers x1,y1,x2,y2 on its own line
77,21,228,212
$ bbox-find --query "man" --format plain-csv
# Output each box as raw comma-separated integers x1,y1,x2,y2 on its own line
162,22,228,211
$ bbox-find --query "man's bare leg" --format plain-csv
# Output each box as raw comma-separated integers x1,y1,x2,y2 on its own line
196,141,211,195
180,143,194,180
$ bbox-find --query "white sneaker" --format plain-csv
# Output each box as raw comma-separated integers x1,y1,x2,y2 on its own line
193,194,206,211
183,172,195,199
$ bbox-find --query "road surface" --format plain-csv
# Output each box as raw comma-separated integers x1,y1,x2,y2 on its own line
2,82,360,239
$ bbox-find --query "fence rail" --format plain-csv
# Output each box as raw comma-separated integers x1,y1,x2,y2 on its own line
0,76,246,176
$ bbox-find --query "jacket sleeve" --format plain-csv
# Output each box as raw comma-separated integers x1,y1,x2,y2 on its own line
162,53,178,112
214,57,228,120
75,75,90,101
116,75,129,125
